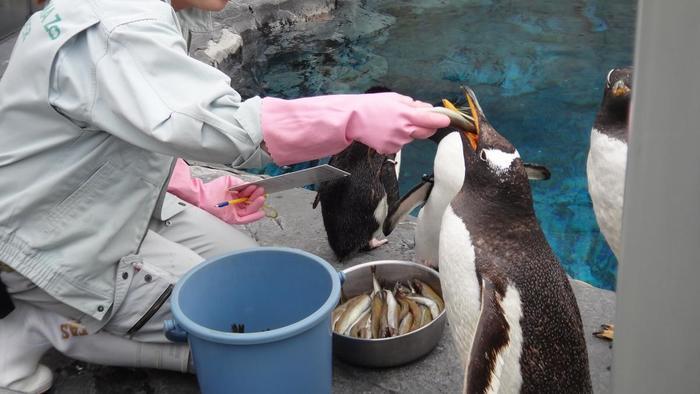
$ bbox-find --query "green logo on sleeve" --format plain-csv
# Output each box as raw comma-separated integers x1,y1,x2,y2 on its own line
40,2,62,40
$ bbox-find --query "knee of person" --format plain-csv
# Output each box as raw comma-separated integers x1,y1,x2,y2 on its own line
199,224,260,260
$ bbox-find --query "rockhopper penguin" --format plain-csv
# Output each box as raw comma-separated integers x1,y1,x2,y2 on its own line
313,87,402,261
439,87,591,393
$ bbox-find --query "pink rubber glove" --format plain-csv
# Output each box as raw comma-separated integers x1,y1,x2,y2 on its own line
261,93,450,165
167,159,266,225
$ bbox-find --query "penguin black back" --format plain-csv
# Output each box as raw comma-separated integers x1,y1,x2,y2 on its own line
313,86,402,260
316,141,398,260
440,87,591,393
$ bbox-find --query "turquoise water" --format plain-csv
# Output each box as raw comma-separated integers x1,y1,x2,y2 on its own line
244,0,637,290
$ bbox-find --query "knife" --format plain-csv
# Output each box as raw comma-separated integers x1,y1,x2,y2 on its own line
228,164,350,195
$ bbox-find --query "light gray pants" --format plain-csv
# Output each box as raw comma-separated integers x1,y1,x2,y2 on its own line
0,193,258,384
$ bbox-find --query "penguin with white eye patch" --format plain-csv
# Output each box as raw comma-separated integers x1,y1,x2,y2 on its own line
414,101,550,269
587,67,632,261
439,87,591,393
586,67,632,341
414,128,466,269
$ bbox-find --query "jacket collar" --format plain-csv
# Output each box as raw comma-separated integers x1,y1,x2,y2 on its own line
163,0,215,33
177,8,214,33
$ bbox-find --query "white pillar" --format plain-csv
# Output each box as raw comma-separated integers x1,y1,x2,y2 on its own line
613,0,700,392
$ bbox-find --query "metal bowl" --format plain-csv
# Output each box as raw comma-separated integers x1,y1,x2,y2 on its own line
333,260,446,368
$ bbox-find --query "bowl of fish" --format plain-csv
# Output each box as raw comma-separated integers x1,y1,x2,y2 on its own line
332,260,446,368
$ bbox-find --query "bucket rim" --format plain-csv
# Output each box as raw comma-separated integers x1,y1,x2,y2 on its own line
170,246,341,345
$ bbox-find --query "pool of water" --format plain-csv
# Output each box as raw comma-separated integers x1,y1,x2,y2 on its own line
240,0,637,290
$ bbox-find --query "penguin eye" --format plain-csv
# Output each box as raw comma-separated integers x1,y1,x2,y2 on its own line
479,150,487,162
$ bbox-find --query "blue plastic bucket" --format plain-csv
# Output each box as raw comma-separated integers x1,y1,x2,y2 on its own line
164,247,342,394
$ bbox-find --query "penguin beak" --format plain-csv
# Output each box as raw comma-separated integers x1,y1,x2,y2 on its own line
441,98,479,150
462,88,480,151
612,80,631,97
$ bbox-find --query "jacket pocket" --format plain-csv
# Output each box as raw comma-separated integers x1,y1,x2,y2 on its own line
105,257,175,338
43,160,117,235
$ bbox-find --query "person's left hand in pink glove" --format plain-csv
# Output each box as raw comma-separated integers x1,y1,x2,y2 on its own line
167,159,266,225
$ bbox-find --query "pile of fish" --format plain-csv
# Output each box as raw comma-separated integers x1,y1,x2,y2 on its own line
332,268,445,339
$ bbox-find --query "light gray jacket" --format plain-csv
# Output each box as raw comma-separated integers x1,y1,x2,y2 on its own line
0,0,269,321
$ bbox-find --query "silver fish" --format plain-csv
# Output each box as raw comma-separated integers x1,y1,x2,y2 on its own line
332,302,349,328
413,279,444,312
384,289,399,335
400,295,422,331
418,305,432,327
370,291,384,339
334,294,371,335
398,313,414,336
348,309,371,337
359,309,373,339
371,265,382,296
408,295,440,320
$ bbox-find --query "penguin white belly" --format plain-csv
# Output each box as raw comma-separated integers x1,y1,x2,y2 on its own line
587,128,627,258
415,132,465,267
415,208,439,267
372,194,388,239
415,192,452,267
486,284,525,393
439,204,481,365
394,149,402,179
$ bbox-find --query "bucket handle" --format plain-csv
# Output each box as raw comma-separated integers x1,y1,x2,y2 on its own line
164,319,188,343
338,270,346,285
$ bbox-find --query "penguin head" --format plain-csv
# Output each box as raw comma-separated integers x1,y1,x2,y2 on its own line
595,67,633,140
456,87,535,210
604,67,633,103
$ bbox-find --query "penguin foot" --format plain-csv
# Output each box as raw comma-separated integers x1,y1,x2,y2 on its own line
419,259,439,270
593,323,614,341
368,238,388,249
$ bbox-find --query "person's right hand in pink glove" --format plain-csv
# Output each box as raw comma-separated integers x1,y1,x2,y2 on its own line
217,184,267,225
261,92,450,165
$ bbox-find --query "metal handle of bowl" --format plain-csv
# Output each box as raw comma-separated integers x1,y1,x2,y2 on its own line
164,319,188,343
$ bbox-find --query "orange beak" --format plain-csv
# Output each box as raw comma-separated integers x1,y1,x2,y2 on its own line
612,80,631,97
464,91,480,150
441,98,479,150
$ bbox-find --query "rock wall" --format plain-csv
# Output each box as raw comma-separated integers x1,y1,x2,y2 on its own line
190,0,337,97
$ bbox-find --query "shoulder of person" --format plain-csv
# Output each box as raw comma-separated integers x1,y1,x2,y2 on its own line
88,0,179,34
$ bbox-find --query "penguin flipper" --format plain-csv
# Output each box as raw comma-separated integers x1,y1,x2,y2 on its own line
593,323,615,341
465,278,511,394
524,162,551,181
383,177,434,236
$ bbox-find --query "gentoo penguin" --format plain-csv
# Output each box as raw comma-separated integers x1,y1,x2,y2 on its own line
586,67,632,341
414,103,550,269
439,87,591,393
414,128,466,268
382,102,477,241
313,86,402,260
587,67,632,261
